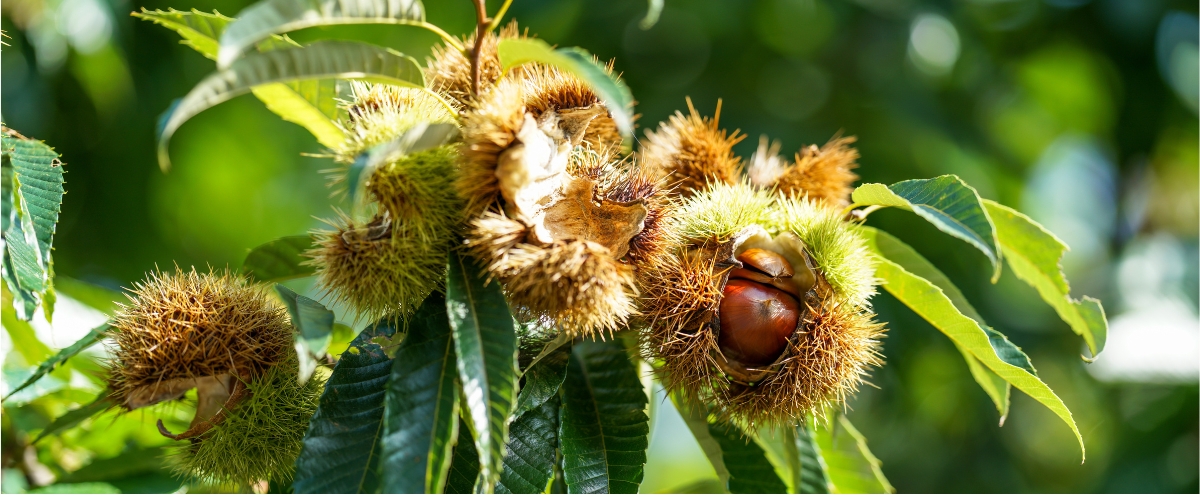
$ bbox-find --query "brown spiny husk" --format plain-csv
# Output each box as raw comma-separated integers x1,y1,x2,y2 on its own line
639,98,745,197
307,211,449,320
459,62,623,217
426,22,525,111
773,135,860,207
106,268,291,411
465,210,638,336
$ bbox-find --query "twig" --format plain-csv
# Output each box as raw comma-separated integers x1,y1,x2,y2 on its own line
470,0,490,97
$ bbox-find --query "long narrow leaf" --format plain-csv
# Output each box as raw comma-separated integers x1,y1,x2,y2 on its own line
444,418,481,494
853,175,1001,280
218,0,425,67
275,285,334,384
445,250,518,494
814,414,894,494
860,226,1086,460
793,424,830,494
559,339,649,494
667,394,730,491
497,38,635,142
34,391,115,443
2,324,108,401
497,395,560,493
984,200,1107,358
380,292,460,493
514,341,569,419
157,41,423,170
708,421,787,494
292,321,399,493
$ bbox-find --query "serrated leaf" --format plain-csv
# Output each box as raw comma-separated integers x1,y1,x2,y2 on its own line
445,249,518,494
814,414,894,494
2,134,64,313
559,339,649,494
380,291,460,494
792,423,830,494
274,284,334,384
513,341,569,419
668,394,730,491
346,123,460,205
34,391,115,443
853,175,1001,280
157,40,423,169
2,324,108,401
217,0,425,67
497,38,635,142
708,421,788,494
497,394,560,494
135,9,347,149
292,321,399,493
860,226,1085,460
445,418,481,494
244,235,315,282
984,200,1108,358
862,226,1034,420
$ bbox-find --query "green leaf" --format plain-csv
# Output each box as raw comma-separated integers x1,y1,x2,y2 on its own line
862,226,1035,420
135,9,347,149
2,134,64,313
33,391,115,443
860,226,1086,461
380,292,460,494
497,395,560,494
274,285,334,384
852,175,1001,280
26,483,121,494
157,40,423,170
667,394,730,491
2,324,108,401
497,38,635,142
249,81,346,148
217,0,425,67
244,235,315,282
983,200,1108,359
133,9,232,59
712,422,787,494
445,249,519,494
559,339,649,494
513,340,569,420
293,321,400,493
792,424,830,494
445,418,481,494
814,414,894,494
346,123,460,205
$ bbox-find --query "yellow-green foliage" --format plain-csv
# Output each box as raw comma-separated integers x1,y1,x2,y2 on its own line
171,354,324,486
674,182,775,242
772,196,877,307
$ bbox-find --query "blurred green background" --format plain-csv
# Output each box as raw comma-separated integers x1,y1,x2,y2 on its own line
2,0,1198,493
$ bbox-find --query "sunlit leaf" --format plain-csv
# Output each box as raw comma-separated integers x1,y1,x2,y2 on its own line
157,41,423,169
814,414,894,494
380,292,460,494
292,321,399,493
559,339,649,494
445,249,519,493
275,284,334,384
497,38,635,142
668,394,730,492
217,0,425,67
134,9,347,148
243,235,315,283
2,324,108,402
860,226,1085,460
2,133,64,316
34,391,115,443
853,175,1001,280
984,200,1108,359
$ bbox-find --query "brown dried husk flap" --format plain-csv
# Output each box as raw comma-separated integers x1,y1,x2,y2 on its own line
133,372,251,442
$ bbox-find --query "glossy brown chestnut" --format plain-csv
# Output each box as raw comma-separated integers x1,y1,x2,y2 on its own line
718,278,801,366
738,248,794,278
